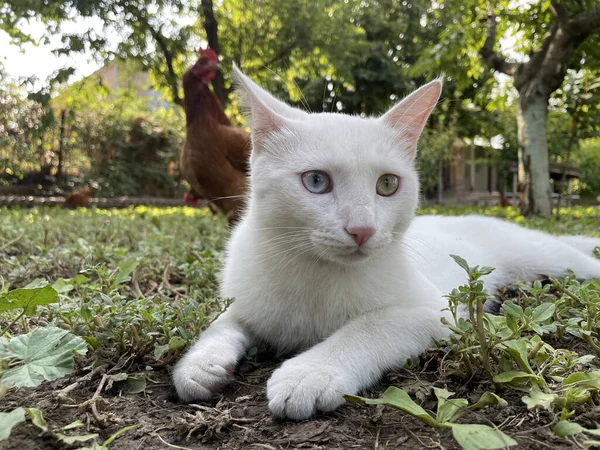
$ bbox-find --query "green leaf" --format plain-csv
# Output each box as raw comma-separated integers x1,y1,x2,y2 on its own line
563,371,600,389
0,408,25,441
60,420,85,431
52,278,75,294
470,392,508,410
0,327,88,388
531,303,555,322
451,423,517,450
54,433,99,444
381,387,441,428
554,420,585,438
124,376,146,394
168,336,186,350
434,387,467,423
345,387,440,428
115,257,140,284
450,254,470,274
501,340,534,374
0,285,58,315
493,371,543,384
522,388,557,410
501,301,523,318
103,424,140,446
24,408,47,432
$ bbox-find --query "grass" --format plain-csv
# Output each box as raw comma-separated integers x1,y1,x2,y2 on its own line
1,205,600,449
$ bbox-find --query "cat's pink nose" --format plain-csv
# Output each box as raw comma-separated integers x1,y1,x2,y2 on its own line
345,226,376,247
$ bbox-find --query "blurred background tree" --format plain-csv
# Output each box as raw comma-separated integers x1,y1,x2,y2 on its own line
0,0,598,209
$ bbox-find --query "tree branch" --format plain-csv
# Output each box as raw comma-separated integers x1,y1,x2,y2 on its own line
200,0,228,106
571,3,600,34
479,9,519,77
549,0,569,24
137,14,184,107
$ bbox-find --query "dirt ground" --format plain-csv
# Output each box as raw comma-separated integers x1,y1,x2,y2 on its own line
2,350,578,450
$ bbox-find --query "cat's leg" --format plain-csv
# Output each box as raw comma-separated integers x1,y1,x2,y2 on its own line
267,305,448,420
173,310,253,402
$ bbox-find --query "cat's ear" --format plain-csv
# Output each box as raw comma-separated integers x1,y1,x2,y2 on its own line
380,78,442,158
232,64,306,146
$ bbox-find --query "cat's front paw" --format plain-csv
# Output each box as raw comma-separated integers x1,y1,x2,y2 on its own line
267,358,355,420
172,350,235,402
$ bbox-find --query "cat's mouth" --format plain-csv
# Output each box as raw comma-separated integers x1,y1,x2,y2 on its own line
324,246,373,265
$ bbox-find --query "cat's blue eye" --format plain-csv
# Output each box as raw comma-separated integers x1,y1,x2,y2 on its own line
301,170,331,194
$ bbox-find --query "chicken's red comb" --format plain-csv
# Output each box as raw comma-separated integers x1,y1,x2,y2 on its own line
198,48,218,62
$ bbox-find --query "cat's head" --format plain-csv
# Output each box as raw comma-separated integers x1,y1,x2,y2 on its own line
233,65,441,265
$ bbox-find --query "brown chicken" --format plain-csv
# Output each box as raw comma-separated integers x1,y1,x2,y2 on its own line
64,187,95,208
180,48,250,225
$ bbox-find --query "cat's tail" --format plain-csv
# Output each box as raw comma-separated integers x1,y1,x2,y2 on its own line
559,235,600,257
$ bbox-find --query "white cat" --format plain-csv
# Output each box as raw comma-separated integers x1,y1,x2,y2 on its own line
173,65,600,420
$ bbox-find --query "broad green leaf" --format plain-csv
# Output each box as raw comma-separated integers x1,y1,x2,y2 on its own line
470,392,508,410
554,420,584,437
501,340,534,374
0,408,25,441
531,303,555,322
24,408,47,432
522,388,557,410
563,371,600,389
0,327,88,388
451,423,517,450
0,285,58,315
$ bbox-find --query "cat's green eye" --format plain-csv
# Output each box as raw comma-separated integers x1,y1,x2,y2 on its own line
302,170,331,194
376,174,400,196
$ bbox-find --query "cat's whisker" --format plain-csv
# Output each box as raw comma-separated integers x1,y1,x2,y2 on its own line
255,226,313,231
204,194,247,203
255,234,312,251
271,242,319,277
256,240,314,266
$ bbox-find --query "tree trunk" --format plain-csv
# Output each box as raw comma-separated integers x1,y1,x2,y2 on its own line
516,92,552,216
201,0,227,107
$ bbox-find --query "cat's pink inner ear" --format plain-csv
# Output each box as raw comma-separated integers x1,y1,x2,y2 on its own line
232,63,292,148
381,79,442,156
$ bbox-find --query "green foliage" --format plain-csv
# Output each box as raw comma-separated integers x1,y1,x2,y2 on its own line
0,405,138,446
0,285,58,315
0,206,228,366
438,253,600,445
578,138,600,196
346,387,516,450
0,326,87,388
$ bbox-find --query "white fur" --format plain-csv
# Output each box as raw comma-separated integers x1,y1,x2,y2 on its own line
173,68,600,420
